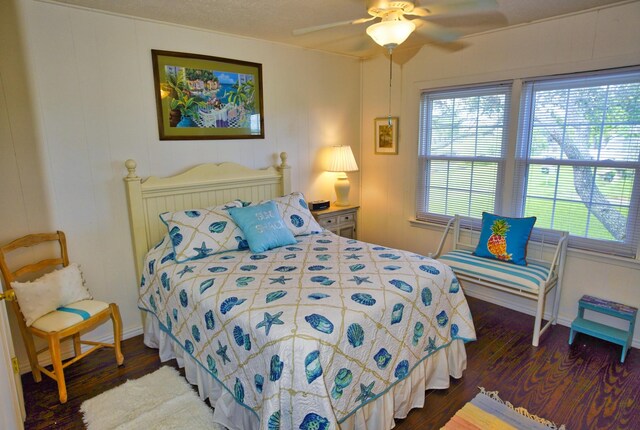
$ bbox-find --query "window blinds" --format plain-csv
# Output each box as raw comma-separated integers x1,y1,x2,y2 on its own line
416,83,512,223
515,69,640,257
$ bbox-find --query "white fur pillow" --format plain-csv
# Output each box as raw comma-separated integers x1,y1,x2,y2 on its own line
10,263,92,326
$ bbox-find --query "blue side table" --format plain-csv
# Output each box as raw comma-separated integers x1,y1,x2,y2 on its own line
569,295,637,363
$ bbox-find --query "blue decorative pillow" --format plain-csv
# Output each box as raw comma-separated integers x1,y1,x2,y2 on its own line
264,192,323,237
160,200,248,263
228,201,297,253
473,212,536,265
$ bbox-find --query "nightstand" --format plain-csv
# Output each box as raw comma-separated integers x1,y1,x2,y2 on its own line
312,205,359,239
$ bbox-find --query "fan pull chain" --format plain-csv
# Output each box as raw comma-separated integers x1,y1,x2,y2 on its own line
388,48,393,126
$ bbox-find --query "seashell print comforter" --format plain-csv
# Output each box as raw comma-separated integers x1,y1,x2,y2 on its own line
139,231,476,429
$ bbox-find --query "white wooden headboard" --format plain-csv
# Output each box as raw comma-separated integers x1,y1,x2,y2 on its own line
124,152,291,281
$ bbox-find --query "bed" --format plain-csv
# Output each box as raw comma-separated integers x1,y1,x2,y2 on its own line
124,153,476,430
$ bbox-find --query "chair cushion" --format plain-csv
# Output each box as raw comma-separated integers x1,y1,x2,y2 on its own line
438,249,550,293
11,263,92,326
31,299,109,332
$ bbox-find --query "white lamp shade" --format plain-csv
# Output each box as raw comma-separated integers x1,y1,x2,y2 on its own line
366,20,416,48
328,145,359,173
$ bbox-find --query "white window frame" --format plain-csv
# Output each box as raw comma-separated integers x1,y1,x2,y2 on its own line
415,67,640,260
416,83,512,224
514,69,640,258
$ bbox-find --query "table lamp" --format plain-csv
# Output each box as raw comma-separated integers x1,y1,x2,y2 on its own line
327,145,358,207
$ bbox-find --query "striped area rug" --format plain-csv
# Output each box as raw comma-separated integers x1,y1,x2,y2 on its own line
442,388,566,430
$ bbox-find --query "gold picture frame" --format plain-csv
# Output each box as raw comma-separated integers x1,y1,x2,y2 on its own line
374,117,398,154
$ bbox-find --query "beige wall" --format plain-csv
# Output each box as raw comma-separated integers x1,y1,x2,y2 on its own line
0,0,54,241
1,0,361,370
360,2,640,346
0,0,58,373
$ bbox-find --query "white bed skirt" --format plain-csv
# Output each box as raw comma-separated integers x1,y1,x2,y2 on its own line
144,315,468,430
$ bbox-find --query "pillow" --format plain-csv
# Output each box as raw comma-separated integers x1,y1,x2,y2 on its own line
160,200,248,263
473,212,536,266
228,201,297,253
11,263,92,326
265,192,323,237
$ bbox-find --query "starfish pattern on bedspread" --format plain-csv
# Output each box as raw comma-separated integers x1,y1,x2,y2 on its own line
138,231,476,429
256,311,285,336
177,265,195,278
216,341,231,365
268,276,291,285
348,275,372,285
355,382,376,404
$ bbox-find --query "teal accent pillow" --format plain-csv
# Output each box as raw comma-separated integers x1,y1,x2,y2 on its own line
228,201,297,253
473,212,536,265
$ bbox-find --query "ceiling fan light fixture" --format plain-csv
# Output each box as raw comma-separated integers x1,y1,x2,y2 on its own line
366,19,416,49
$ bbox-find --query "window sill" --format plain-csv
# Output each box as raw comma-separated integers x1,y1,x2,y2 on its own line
408,218,445,231
567,247,640,269
408,218,640,269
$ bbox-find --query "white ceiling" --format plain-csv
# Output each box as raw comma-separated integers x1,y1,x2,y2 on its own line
48,0,631,58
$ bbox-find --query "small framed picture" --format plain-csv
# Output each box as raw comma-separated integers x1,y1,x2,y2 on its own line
374,117,398,155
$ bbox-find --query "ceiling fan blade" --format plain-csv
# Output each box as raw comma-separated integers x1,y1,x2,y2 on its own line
412,19,462,42
292,16,375,36
416,0,497,17
407,7,430,17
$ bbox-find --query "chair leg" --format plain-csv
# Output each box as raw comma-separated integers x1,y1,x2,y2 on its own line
551,281,563,325
48,334,67,404
21,327,42,383
72,333,82,357
532,292,546,347
110,303,124,365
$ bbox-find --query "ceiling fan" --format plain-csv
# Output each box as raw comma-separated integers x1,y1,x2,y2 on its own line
293,0,498,51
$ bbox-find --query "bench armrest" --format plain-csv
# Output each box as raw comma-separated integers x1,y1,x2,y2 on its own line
545,233,568,284
431,217,456,259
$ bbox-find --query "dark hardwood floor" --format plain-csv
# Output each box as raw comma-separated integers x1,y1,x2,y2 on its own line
22,296,639,429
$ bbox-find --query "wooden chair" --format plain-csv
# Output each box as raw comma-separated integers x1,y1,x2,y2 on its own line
0,231,124,403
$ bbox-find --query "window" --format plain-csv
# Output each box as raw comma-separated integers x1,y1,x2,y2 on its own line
416,68,640,258
515,70,640,257
416,84,511,222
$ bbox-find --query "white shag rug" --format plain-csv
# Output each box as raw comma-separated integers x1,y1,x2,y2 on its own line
81,366,217,430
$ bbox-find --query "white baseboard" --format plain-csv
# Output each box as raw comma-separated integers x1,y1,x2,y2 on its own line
19,325,143,375
463,286,639,349
463,288,555,321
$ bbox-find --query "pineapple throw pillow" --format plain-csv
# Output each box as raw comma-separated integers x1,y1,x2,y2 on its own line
473,212,536,265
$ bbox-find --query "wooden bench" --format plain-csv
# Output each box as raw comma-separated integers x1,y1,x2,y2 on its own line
432,215,569,346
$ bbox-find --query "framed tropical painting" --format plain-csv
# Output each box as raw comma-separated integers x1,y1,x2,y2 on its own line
152,50,264,140
374,117,398,154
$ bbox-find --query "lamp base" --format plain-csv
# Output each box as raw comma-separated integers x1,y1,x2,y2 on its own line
334,176,351,207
